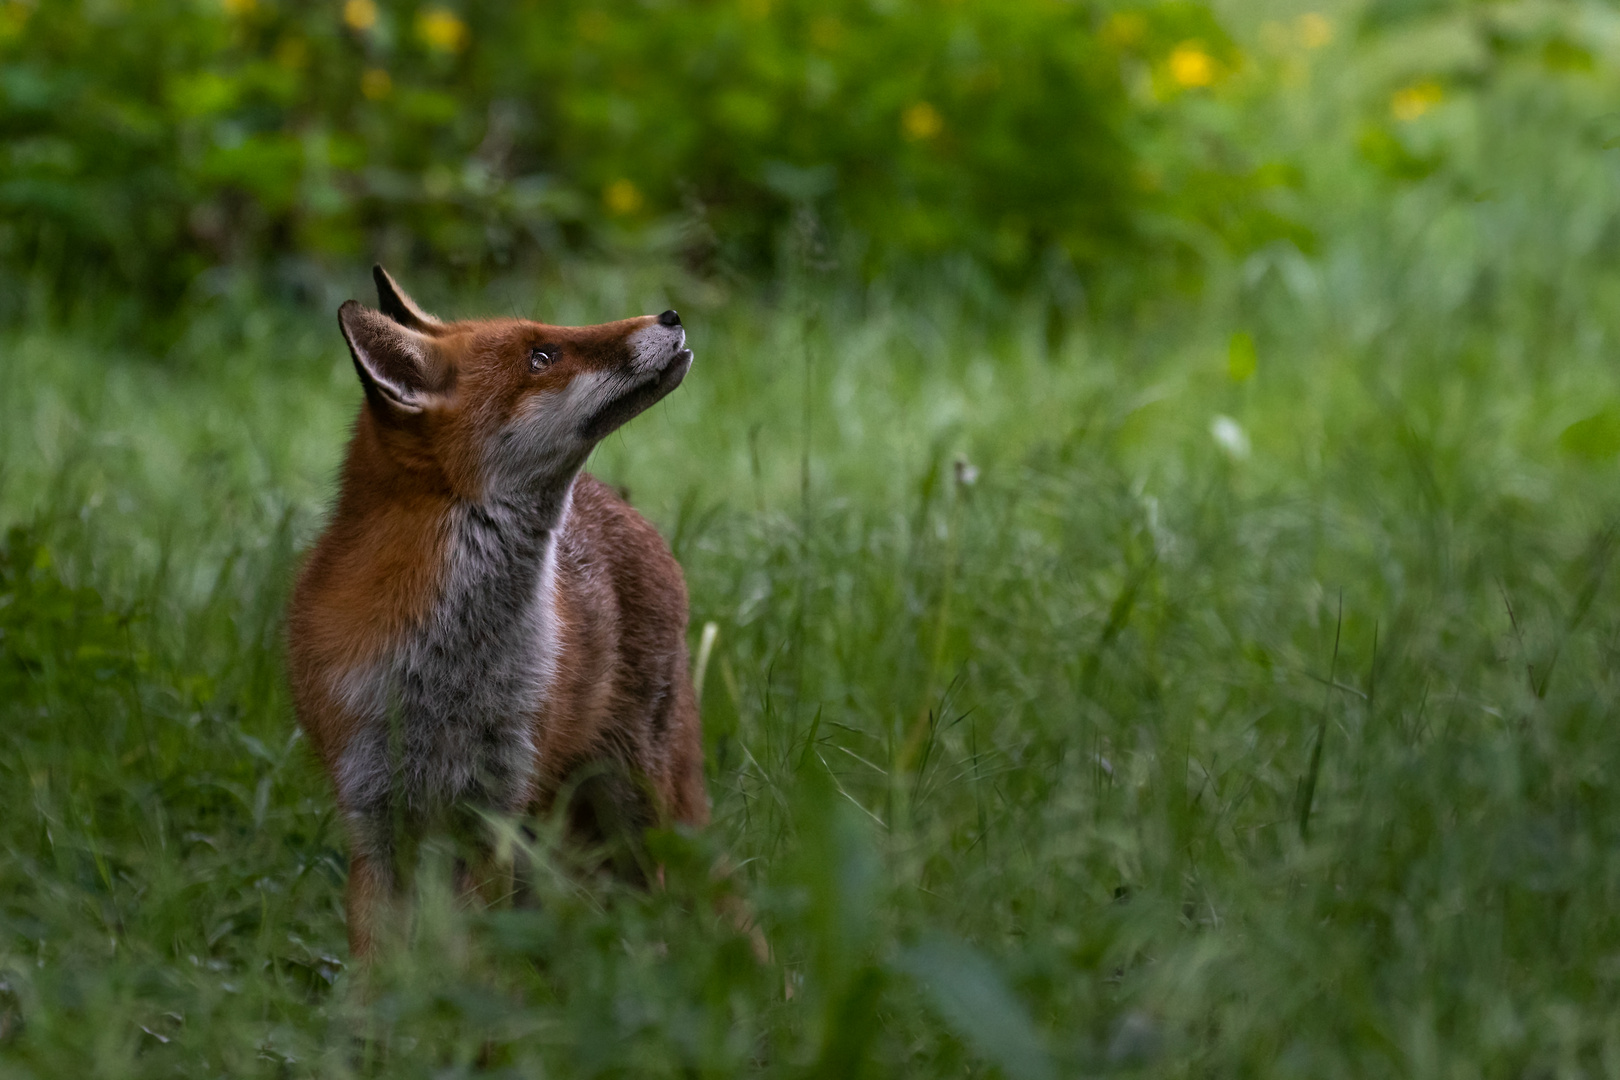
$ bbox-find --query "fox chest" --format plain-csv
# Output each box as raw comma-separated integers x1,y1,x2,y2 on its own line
330,502,563,838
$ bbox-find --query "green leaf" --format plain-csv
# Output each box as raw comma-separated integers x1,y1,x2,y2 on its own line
1559,409,1620,462
896,938,1056,1080
1228,331,1257,382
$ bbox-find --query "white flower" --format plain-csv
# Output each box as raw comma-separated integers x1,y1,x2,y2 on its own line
1210,415,1251,460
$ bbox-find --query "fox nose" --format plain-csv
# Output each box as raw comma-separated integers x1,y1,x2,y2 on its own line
657,309,681,327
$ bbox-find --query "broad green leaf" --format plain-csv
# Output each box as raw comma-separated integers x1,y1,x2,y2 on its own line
896,938,1056,1080
1559,409,1620,462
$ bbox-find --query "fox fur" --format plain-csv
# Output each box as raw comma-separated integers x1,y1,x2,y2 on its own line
286,266,705,956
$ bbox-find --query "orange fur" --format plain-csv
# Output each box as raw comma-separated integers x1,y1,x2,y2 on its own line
287,268,704,956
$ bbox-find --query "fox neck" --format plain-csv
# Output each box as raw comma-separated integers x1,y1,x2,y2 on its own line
334,471,576,846
427,470,579,717
472,468,576,543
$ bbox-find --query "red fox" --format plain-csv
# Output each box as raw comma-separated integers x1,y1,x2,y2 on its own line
287,266,706,957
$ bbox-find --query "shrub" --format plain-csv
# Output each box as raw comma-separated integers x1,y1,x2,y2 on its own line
0,0,1277,315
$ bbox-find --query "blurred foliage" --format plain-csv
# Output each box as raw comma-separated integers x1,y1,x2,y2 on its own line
0,0,1303,320
0,525,140,709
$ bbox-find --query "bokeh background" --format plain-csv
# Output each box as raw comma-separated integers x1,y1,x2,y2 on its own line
7,1,1620,1076
4,0,1255,315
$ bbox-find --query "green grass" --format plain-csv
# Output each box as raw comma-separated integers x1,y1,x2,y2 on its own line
6,241,1620,1075
9,18,1620,1073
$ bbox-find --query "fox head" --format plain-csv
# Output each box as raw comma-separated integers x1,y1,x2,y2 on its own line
337,265,692,499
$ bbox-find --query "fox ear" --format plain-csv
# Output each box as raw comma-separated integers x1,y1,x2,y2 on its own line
338,301,438,415
372,264,442,332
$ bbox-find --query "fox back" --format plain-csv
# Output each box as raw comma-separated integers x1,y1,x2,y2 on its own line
286,267,705,954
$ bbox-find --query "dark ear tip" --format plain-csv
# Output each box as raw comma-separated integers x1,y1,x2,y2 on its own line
368,264,438,330
337,300,371,339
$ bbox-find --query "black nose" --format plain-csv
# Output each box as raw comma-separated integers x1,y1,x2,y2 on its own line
658,309,681,327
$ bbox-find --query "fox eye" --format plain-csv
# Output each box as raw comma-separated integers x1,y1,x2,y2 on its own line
528,347,553,373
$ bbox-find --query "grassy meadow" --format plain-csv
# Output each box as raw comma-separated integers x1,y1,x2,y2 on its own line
8,3,1620,1078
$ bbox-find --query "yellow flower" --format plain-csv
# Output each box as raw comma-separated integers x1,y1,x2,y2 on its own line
1391,81,1443,121
576,10,610,42
1169,43,1215,88
603,179,643,216
809,15,843,50
361,68,392,100
1102,12,1147,49
417,8,468,53
0,1,30,41
276,36,309,69
343,0,377,31
1298,13,1333,49
901,101,943,141
222,0,256,15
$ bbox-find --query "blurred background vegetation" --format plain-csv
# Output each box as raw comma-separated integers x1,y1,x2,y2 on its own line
6,0,1283,323
8,0,1616,328
9,0,1620,1076
5,0,1614,332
